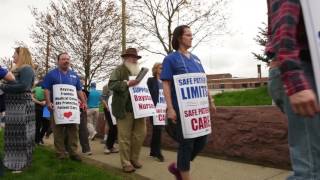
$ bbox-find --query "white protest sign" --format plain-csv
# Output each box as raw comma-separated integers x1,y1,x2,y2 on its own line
129,76,156,119
107,95,117,125
301,0,320,101
53,84,80,124
174,73,211,139
152,89,166,126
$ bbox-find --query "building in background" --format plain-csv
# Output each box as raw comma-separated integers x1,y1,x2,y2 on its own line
207,73,268,95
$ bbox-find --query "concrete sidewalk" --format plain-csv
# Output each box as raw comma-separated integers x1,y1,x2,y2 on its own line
44,137,290,180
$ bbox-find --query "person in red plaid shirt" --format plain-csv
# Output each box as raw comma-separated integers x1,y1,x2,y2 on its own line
267,0,320,179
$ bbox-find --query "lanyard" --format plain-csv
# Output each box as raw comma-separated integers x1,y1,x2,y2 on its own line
57,69,73,85
178,52,202,73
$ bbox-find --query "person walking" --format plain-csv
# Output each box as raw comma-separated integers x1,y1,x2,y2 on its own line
87,82,101,140
266,0,320,179
161,25,216,180
42,52,87,161
1,47,35,173
108,48,146,173
147,63,165,162
101,85,118,154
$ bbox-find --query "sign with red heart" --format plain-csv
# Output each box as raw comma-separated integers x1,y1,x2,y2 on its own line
53,84,80,124
64,111,73,118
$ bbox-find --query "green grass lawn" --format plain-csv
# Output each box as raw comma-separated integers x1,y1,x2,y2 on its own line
0,130,121,180
213,86,272,106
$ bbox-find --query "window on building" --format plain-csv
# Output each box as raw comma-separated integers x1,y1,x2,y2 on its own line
254,83,260,87
220,84,225,89
242,84,248,88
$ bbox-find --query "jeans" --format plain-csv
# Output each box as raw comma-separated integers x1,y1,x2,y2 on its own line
268,67,285,112
284,61,320,180
174,113,208,171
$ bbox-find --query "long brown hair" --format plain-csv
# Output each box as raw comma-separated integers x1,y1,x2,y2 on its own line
172,25,190,51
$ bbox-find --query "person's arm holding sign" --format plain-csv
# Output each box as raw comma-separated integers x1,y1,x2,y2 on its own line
108,68,138,92
78,91,87,111
268,1,320,117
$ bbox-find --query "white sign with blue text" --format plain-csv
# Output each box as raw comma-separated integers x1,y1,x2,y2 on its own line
174,73,211,139
152,89,167,126
301,0,320,101
129,76,156,119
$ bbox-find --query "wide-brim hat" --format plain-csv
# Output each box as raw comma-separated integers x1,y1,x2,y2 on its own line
121,48,142,59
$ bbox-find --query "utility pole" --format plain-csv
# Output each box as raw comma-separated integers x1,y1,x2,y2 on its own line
121,0,126,53
45,15,52,74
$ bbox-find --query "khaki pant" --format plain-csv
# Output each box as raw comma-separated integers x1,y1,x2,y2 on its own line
53,116,79,156
117,112,146,167
87,108,99,137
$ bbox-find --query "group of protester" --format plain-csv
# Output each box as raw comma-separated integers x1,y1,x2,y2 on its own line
0,1,320,180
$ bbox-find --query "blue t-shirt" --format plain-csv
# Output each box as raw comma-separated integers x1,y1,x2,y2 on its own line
42,68,82,99
87,88,102,108
160,51,205,112
0,67,8,79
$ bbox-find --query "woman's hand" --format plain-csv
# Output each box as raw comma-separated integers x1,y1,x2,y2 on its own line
167,107,177,123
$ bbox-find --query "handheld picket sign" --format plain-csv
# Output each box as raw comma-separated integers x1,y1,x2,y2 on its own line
152,89,167,126
52,84,80,124
301,0,320,101
129,76,156,119
173,73,211,139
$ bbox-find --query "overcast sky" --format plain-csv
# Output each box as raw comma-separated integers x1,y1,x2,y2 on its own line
0,0,268,83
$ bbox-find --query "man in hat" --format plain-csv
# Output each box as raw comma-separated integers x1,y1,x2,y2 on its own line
108,48,146,173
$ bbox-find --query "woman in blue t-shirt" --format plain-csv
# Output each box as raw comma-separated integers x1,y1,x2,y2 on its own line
161,25,216,180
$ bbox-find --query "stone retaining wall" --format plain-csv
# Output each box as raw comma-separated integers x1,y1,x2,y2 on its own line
144,106,290,169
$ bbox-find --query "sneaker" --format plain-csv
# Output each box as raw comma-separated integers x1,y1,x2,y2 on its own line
123,165,135,173
130,161,142,169
57,154,68,160
82,151,92,156
39,139,44,145
104,148,111,154
156,154,165,162
168,162,182,180
70,154,82,162
110,147,119,153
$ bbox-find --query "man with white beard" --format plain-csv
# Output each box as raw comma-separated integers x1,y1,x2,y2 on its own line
108,48,146,173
